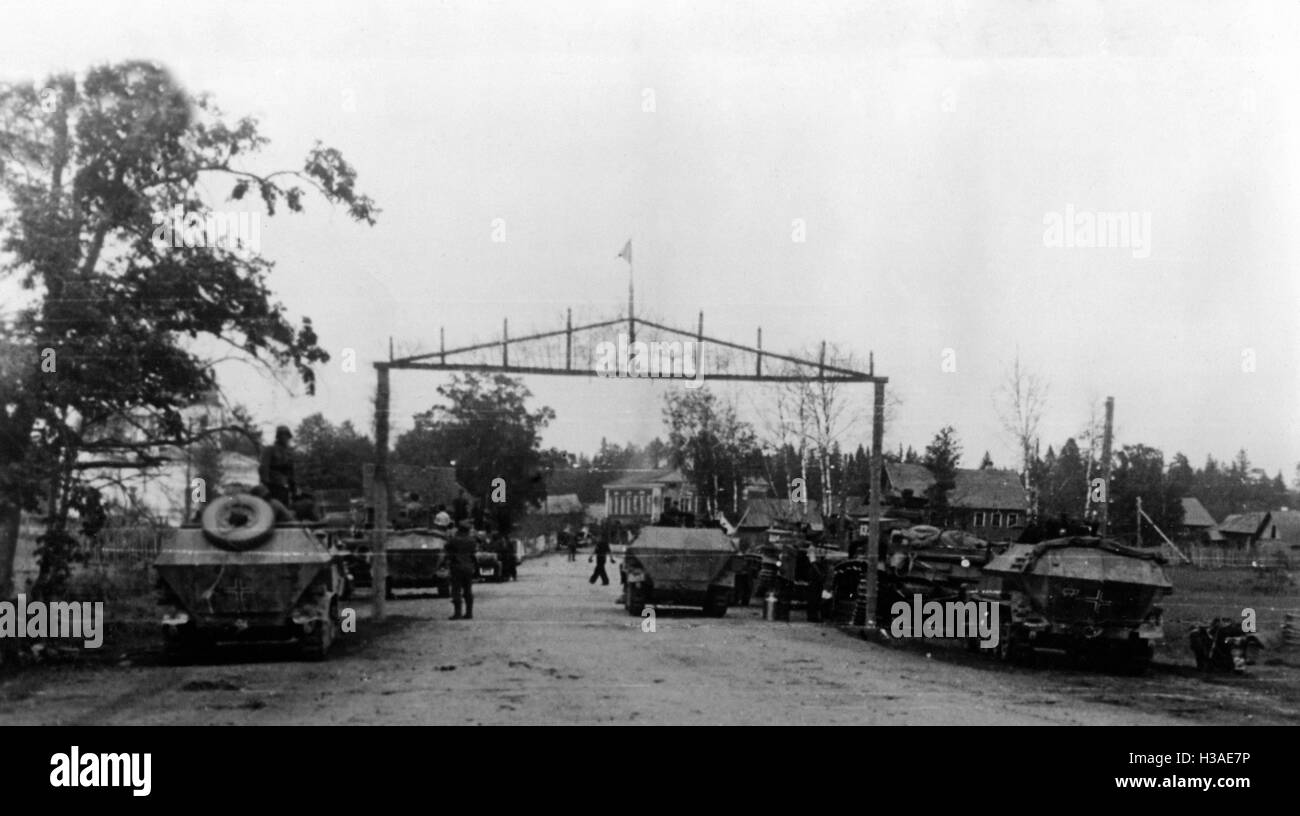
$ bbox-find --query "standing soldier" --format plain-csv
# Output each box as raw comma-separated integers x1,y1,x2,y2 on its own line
259,425,297,507
494,529,518,581
588,534,616,586
445,519,477,620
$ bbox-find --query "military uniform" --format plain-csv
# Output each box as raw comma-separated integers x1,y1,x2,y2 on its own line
445,524,477,619
259,429,296,506
589,537,614,586
495,533,518,581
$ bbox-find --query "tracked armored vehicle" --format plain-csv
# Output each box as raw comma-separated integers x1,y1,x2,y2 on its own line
340,527,451,599
977,535,1172,667
624,527,742,617
155,493,347,660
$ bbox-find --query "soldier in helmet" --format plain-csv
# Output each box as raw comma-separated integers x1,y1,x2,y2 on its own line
445,518,477,620
259,425,297,508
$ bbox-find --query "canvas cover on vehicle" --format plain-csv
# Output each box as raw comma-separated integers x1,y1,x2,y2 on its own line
984,537,1172,589
982,537,1172,625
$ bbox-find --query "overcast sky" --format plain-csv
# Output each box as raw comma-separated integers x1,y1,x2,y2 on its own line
4,0,1299,478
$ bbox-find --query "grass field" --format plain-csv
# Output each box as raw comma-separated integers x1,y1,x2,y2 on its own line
1155,564,1299,664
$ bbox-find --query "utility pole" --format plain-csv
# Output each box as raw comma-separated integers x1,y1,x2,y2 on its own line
372,364,390,621
1099,396,1114,537
861,379,885,632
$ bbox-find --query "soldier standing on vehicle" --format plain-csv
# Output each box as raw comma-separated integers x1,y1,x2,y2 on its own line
588,534,615,586
446,519,477,620
259,425,297,507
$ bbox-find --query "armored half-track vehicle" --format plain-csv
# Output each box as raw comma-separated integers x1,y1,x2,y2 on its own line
154,493,347,660
386,527,451,597
343,527,451,599
977,535,1172,667
624,527,742,617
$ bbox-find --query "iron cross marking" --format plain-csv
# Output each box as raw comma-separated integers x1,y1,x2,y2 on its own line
1084,590,1112,613
217,575,253,611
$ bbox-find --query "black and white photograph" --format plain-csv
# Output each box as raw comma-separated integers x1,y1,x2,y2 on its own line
0,0,1297,751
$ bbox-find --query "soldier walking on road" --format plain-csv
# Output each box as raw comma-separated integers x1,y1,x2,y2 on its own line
588,535,615,586
446,519,477,620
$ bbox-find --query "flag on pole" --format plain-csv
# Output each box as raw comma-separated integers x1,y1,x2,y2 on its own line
617,239,632,264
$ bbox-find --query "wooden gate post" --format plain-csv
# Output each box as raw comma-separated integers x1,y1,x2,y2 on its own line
858,378,885,632
372,364,390,621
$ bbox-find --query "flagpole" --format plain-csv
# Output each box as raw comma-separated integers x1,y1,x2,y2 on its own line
627,252,634,346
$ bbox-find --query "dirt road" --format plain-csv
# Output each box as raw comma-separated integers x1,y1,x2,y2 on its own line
1,551,1296,725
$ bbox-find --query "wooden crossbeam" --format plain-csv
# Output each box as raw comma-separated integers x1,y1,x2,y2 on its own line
381,361,871,383
389,314,885,383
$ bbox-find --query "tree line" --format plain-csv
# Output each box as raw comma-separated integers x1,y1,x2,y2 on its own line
205,385,1299,546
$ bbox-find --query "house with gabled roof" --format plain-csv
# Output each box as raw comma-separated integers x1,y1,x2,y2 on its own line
883,462,937,508
734,497,824,552
843,463,1024,539
945,468,1027,541
602,468,699,523
1215,509,1300,566
1218,511,1271,548
1178,497,1223,542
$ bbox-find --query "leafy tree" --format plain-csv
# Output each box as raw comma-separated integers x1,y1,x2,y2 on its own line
978,450,994,470
591,438,637,473
294,414,375,492
663,388,759,516
392,373,554,533
185,401,261,519
0,61,376,599
643,437,669,470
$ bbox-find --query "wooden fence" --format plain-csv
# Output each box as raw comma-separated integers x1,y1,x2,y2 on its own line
1185,540,1297,569
85,526,175,567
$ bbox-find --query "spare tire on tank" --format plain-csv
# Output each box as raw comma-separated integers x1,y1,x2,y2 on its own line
201,494,276,551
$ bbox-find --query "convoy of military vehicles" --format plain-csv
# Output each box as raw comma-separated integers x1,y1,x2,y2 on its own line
155,484,1234,676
